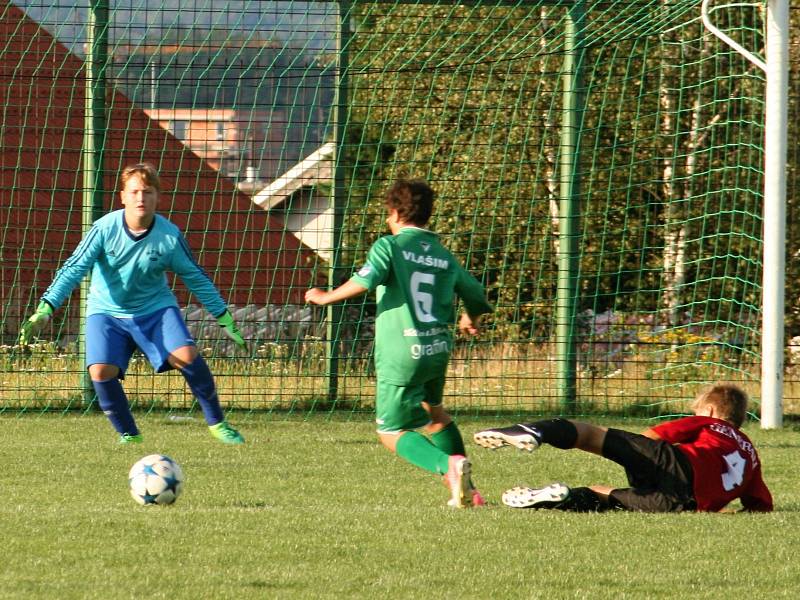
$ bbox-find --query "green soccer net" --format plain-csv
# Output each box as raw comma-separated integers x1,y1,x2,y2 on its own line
0,1,795,419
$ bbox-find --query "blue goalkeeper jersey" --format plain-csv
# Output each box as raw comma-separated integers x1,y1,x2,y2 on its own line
41,210,227,318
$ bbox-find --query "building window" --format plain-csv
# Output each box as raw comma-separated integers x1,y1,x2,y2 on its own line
170,120,187,140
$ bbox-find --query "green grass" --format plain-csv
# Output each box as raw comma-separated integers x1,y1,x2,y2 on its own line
1,415,798,599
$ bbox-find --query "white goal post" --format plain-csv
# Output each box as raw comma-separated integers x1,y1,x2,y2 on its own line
702,0,789,429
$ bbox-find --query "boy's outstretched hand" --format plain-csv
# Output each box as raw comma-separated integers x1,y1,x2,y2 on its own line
305,288,328,305
458,313,481,336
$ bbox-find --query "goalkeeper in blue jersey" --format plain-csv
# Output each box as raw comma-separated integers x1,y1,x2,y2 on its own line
306,179,493,507
19,163,246,444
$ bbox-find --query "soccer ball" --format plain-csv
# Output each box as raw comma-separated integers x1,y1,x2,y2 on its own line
128,454,185,506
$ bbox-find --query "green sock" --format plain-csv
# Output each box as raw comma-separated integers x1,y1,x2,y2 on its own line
395,431,451,475
431,421,466,456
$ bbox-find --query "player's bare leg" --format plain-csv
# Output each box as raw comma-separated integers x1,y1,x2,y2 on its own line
166,344,198,369
89,363,118,380
571,422,608,456
379,431,401,453
588,485,615,499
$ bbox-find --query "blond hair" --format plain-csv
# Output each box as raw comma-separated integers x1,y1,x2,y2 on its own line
120,162,161,192
692,383,749,428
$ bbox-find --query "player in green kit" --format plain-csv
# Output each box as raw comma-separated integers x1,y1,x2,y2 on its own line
305,179,493,507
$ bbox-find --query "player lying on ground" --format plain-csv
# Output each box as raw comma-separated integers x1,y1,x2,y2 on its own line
19,163,246,445
473,383,773,512
306,179,493,508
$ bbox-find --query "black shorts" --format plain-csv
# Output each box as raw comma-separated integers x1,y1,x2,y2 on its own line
602,428,696,513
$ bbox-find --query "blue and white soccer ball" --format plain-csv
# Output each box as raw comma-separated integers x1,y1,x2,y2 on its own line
128,454,185,506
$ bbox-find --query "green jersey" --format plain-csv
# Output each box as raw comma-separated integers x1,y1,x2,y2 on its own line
351,226,492,385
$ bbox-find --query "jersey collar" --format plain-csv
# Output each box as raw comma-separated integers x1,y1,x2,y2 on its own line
122,212,156,241
397,225,434,235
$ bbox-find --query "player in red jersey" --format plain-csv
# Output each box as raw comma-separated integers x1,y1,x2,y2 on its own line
473,383,773,513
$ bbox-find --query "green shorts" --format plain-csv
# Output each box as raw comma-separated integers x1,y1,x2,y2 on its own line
375,376,446,434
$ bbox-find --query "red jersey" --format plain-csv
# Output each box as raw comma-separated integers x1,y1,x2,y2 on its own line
652,416,773,512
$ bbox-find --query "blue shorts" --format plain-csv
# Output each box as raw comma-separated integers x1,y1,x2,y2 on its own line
85,306,195,376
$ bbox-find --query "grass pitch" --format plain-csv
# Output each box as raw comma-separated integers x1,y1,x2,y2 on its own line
1,414,798,599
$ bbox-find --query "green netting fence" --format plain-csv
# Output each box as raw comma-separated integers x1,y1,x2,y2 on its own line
1,1,798,419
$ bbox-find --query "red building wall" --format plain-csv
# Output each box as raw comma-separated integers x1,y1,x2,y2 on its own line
0,3,323,341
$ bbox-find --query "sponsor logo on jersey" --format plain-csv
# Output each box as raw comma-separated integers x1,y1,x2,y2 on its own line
420,241,431,252
357,265,372,277
410,339,449,360
709,422,759,467
402,250,448,269
403,326,448,337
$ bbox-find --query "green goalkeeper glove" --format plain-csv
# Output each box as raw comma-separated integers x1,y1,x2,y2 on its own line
217,311,247,351
19,301,54,345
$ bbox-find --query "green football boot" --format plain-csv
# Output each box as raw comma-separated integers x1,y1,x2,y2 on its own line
209,421,245,444
119,433,143,445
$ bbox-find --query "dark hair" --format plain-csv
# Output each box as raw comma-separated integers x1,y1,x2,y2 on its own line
385,179,434,226
120,162,161,192
693,383,749,428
